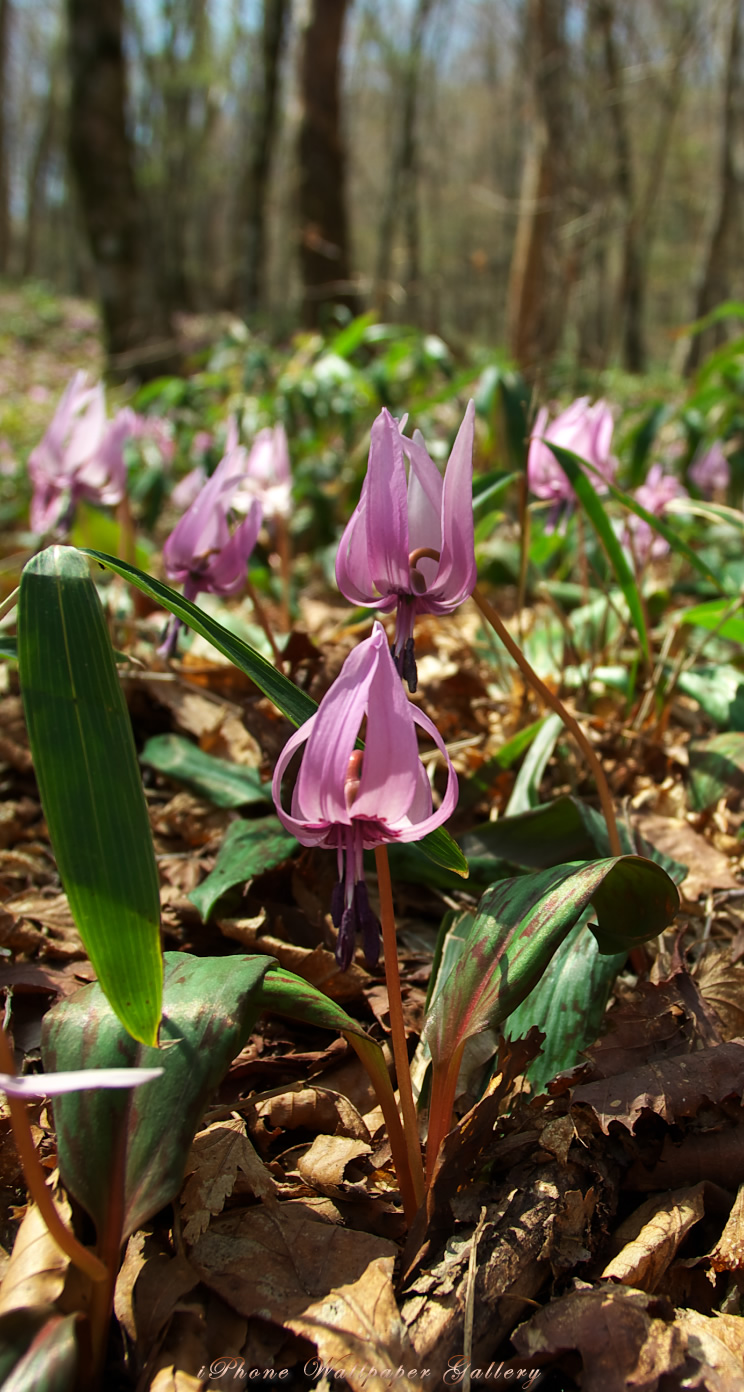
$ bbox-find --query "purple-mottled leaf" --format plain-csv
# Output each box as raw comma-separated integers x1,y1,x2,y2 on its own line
0,1310,79,1392
41,952,275,1241
423,856,679,1084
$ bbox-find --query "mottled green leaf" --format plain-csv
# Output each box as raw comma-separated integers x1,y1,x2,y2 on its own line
423,857,679,1076
141,733,270,809
189,817,298,920
678,598,744,645
41,952,275,1240
504,913,626,1094
687,731,744,810
0,1312,78,1392
18,546,162,1045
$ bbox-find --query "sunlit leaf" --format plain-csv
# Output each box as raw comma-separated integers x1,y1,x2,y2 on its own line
141,733,271,809
189,817,298,920
18,547,162,1045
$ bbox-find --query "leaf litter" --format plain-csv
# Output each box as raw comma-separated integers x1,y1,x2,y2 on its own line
3,589,744,1390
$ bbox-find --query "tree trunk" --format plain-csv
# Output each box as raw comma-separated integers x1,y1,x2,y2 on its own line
235,0,289,317
506,0,571,377
297,0,360,328
374,0,438,319
0,0,10,271
592,0,645,371
66,0,177,377
684,0,742,373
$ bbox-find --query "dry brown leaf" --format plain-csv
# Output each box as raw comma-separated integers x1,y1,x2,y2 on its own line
633,812,740,900
114,1232,200,1352
0,1200,70,1313
512,1285,685,1392
188,1201,396,1324
710,1182,744,1272
218,925,369,1003
696,950,744,1040
288,1253,426,1392
181,1119,276,1244
254,1086,371,1141
150,793,230,847
601,1184,706,1291
148,1370,204,1392
296,1135,372,1199
572,1038,744,1133
134,676,228,740
0,892,84,959
672,1309,744,1390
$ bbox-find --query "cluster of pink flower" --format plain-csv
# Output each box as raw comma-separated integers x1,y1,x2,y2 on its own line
27,371,178,536
272,404,476,969
527,397,730,564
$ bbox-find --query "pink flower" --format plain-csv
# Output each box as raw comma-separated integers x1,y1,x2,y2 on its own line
625,464,688,563
238,424,292,520
162,441,262,604
528,397,616,529
689,441,730,497
336,404,476,690
171,466,207,511
272,621,458,969
27,372,133,534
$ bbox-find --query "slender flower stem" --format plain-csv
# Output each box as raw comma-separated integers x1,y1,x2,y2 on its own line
425,1042,466,1187
374,846,426,1210
275,515,292,633
0,1027,107,1284
244,576,284,667
472,584,622,858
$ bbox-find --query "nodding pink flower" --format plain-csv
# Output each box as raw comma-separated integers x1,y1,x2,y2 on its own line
624,463,688,563
336,403,476,691
159,439,262,656
272,621,458,970
528,397,616,530
28,372,132,534
689,441,730,497
238,424,292,520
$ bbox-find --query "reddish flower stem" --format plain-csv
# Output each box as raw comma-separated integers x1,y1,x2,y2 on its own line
374,846,426,1210
0,1026,107,1284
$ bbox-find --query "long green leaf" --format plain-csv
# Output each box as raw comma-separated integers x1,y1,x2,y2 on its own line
141,733,271,808
423,856,679,1075
570,454,730,594
189,817,298,920
80,548,468,879
544,443,649,662
18,547,162,1045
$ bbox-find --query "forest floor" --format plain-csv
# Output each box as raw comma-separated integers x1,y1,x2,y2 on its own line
1,290,744,1391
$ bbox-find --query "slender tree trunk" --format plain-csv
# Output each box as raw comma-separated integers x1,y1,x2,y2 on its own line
0,0,10,272
235,0,289,316
506,0,571,376
297,0,360,328
66,0,177,377
22,75,59,278
592,0,645,371
374,0,438,319
684,0,742,373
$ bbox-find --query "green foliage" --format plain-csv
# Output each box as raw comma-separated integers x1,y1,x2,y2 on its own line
141,733,272,809
18,547,163,1046
189,817,298,920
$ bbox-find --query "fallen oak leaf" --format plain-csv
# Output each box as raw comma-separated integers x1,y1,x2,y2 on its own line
571,1038,744,1133
181,1119,276,1243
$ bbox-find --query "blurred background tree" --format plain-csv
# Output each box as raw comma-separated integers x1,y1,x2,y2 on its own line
1,0,742,377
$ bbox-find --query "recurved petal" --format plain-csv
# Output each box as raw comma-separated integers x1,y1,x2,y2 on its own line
426,399,476,610
203,499,262,595
391,704,459,839
293,629,381,825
